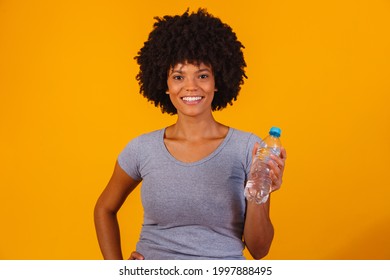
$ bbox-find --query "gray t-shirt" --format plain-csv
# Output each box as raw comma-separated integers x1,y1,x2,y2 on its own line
118,127,260,259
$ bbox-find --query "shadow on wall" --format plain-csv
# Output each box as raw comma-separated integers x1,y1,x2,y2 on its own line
329,218,390,259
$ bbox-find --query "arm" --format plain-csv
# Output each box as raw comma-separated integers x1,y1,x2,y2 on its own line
244,198,274,260
94,161,141,259
243,144,287,259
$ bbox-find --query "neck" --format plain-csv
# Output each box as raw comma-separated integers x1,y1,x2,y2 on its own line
168,113,226,141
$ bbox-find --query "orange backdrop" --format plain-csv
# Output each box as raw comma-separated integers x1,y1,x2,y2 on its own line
1,0,389,259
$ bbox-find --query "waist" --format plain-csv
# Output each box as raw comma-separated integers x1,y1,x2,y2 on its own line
136,224,245,260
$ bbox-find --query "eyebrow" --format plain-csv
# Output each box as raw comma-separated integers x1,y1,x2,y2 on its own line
170,68,211,74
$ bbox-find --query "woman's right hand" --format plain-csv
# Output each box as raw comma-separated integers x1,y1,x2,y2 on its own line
128,251,145,260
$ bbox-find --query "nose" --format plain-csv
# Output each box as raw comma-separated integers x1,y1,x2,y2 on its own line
184,76,198,92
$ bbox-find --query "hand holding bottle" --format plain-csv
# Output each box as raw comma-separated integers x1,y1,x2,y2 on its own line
267,145,287,193
245,127,287,204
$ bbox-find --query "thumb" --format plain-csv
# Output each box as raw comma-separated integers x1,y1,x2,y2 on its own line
252,142,260,159
128,251,145,260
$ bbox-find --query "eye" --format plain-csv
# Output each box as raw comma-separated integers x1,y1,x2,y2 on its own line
173,75,183,80
199,74,209,79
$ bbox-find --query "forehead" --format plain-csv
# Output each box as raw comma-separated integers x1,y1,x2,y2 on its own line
170,61,212,72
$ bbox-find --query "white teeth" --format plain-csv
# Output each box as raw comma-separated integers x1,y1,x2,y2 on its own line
182,96,202,102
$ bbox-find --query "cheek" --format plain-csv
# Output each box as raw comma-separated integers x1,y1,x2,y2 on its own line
205,83,216,94
204,78,216,91
168,93,180,108
167,82,181,95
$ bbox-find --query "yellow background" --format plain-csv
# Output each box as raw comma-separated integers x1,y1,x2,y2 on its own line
1,0,389,260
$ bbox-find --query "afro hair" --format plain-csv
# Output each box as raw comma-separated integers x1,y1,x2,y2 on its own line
135,8,247,115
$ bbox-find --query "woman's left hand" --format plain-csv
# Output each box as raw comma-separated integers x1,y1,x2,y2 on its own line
268,147,287,193
128,251,145,260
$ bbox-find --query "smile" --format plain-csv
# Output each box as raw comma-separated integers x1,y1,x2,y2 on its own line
181,96,203,102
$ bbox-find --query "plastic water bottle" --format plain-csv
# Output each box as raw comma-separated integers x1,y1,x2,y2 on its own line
244,127,282,204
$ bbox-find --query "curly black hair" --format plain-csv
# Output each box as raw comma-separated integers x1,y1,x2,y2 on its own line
135,8,247,115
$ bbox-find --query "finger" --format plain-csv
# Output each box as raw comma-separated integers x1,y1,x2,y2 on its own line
129,251,145,260
268,160,279,174
269,160,283,187
269,161,282,182
280,147,287,160
270,152,286,170
269,169,281,191
269,169,277,182
252,142,259,158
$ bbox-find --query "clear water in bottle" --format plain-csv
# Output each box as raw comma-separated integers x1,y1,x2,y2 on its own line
244,127,282,204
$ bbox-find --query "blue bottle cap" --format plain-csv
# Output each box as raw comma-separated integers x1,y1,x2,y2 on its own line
269,127,281,137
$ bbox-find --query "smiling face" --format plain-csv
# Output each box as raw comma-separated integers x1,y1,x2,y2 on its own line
166,62,217,118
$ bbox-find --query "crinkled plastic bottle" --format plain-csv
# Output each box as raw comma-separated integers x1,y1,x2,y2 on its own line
244,127,282,204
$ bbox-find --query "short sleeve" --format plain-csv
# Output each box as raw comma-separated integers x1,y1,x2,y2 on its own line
117,137,142,181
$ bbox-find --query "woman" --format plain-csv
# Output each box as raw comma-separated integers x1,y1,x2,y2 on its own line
94,8,286,260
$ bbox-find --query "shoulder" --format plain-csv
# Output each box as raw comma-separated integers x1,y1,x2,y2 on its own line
229,127,261,145
223,128,261,173
125,128,164,145
119,128,164,157
137,128,164,140
225,128,261,161
118,128,165,180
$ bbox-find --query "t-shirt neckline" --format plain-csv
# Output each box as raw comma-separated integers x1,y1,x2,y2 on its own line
159,127,234,166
